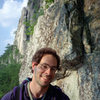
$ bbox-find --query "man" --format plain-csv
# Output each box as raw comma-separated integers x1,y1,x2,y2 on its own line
1,47,70,100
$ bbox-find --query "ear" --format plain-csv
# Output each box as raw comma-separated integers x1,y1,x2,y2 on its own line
32,62,37,71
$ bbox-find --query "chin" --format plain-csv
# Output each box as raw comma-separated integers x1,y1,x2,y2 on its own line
42,84,50,87
40,82,50,87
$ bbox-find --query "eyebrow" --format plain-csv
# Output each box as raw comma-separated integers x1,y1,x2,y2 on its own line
42,63,57,68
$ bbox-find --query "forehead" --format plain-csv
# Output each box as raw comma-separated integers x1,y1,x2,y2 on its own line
40,54,57,66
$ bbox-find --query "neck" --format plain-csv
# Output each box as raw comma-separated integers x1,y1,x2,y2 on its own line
29,80,49,98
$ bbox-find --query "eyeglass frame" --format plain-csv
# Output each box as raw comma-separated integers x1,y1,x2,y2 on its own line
36,63,58,73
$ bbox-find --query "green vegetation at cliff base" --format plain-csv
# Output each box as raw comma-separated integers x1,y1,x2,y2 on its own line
0,44,21,99
0,62,21,98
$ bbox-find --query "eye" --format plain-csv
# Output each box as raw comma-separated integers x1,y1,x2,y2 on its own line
51,67,57,71
41,64,48,69
43,65,48,69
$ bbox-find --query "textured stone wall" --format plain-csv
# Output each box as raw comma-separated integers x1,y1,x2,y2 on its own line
78,52,100,100
14,0,100,100
14,7,27,54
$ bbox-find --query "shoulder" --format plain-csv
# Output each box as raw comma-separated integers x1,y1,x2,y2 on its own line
1,90,14,100
1,86,22,100
1,78,31,100
48,84,70,100
1,84,25,100
1,84,26,100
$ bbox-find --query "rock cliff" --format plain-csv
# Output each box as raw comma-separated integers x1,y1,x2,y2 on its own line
14,0,100,100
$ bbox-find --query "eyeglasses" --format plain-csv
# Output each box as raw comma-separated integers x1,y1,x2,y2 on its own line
38,63,57,73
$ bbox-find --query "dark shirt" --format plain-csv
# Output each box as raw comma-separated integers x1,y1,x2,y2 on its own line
1,78,70,100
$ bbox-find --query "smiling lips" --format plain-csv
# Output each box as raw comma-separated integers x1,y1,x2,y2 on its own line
43,77,50,81
41,76,51,82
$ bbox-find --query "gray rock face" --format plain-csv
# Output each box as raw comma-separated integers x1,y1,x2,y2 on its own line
14,0,100,100
14,7,28,54
78,52,100,100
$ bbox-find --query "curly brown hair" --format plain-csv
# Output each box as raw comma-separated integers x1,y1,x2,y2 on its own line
32,47,60,70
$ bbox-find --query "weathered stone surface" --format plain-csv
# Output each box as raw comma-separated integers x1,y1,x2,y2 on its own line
83,0,100,52
14,0,100,100
14,7,28,54
78,52,100,100
52,71,80,100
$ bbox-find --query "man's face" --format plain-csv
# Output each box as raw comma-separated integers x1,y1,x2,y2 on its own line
33,54,57,87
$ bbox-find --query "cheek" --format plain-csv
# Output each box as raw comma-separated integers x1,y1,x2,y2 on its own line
52,72,56,78
52,73,55,78
34,67,37,74
34,67,43,76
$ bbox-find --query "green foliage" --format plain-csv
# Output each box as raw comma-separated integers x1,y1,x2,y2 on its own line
0,44,20,64
0,44,13,64
45,0,54,8
0,44,21,99
45,0,54,3
24,21,34,35
0,63,21,98
24,8,44,35
15,48,19,54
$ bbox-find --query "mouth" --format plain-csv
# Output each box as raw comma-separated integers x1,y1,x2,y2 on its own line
43,77,50,81
41,76,52,82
